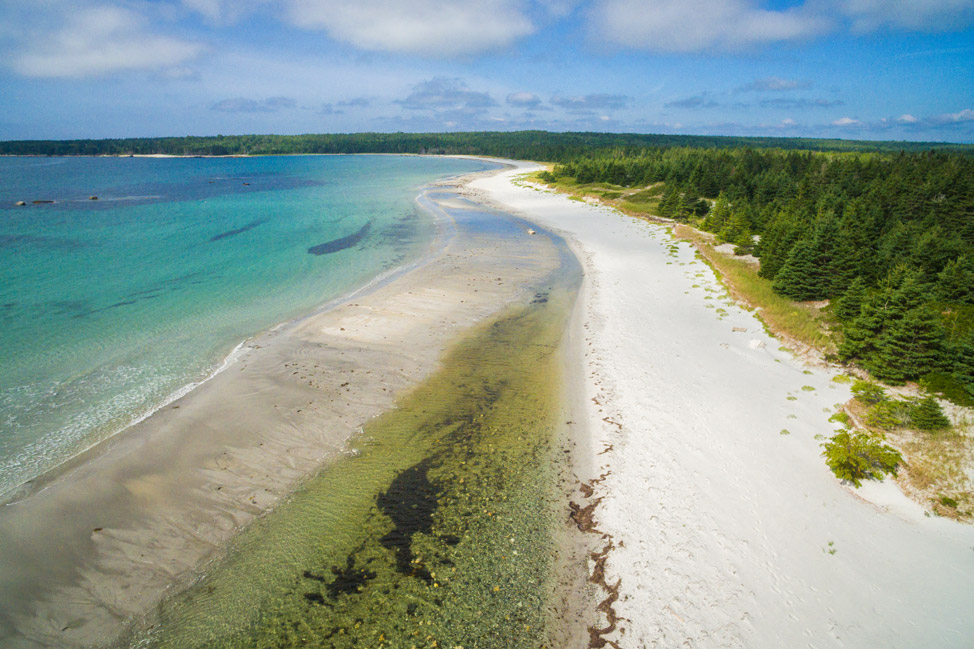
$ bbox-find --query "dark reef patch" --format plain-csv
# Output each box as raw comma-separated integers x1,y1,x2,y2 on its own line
208,219,267,242
308,222,371,256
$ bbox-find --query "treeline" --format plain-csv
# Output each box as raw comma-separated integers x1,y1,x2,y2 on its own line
2,131,972,160
552,148,974,400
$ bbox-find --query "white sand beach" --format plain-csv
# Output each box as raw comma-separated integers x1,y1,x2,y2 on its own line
470,162,974,648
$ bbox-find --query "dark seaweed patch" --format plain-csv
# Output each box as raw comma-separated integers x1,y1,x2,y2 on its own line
208,219,267,242
326,557,377,599
376,458,437,582
308,222,371,256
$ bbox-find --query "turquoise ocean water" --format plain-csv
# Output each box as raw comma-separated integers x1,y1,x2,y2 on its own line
0,155,496,496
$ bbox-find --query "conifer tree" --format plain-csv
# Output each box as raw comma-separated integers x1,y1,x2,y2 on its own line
702,192,731,232
909,396,951,431
868,306,945,383
936,255,974,304
772,237,824,301
835,276,868,321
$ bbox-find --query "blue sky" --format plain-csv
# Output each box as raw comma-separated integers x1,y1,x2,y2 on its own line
1,0,972,142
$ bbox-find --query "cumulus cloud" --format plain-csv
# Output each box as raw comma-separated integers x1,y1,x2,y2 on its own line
506,92,543,108
11,6,202,78
398,77,496,111
591,0,830,52
551,93,630,113
839,0,974,32
735,77,811,93
929,107,974,124
284,0,534,56
664,94,719,109
211,96,297,112
832,116,861,126
896,113,919,123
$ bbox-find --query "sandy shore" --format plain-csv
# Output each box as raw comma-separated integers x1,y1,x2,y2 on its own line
0,170,563,648
470,162,974,648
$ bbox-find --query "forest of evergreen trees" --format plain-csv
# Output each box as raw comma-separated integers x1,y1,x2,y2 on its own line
551,148,974,401
2,130,972,159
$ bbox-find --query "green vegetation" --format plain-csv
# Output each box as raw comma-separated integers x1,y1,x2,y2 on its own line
3,130,973,158
821,430,903,488
135,277,577,649
546,148,974,401
909,396,951,431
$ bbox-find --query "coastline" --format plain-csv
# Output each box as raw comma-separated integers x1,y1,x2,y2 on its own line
469,161,974,648
0,163,570,648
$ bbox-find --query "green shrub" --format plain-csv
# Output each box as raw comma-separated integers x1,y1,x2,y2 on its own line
851,380,887,404
908,396,951,431
939,495,959,509
828,411,851,426
865,401,907,429
821,431,903,487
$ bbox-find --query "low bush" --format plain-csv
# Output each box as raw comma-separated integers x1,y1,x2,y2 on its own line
851,380,887,405
865,401,908,430
822,430,903,487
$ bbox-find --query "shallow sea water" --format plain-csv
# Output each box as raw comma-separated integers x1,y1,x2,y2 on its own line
0,155,496,496
129,201,582,649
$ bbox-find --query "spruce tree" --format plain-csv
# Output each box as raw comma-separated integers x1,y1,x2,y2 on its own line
936,255,974,304
772,237,823,301
868,306,945,383
835,276,868,321
702,192,731,232
909,396,951,431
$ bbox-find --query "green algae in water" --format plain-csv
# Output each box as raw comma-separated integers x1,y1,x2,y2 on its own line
138,284,575,649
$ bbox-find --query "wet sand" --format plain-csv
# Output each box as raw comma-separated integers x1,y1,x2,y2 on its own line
0,170,564,649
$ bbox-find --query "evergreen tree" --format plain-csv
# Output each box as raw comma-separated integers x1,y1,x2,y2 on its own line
835,276,868,321
702,192,731,232
718,211,751,246
772,237,824,301
936,255,974,304
867,305,945,383
908,396,951,431
658,183,679,217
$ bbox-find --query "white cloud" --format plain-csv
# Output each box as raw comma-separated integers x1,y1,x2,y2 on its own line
12,6,202,78
284,0,534,56
735,76,811,93
929,107,974,124
551,93,630,113
397,77,496,111
591,0,830,52
181,0,272,24
506,92,543,108
832,116,861,126
896,113,919,123
839,0,974,32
